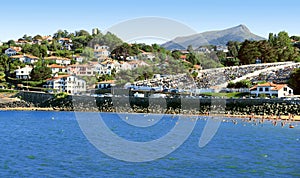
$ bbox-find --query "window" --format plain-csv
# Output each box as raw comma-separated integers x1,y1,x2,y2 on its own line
284,87,287,91
265,88,269,91
259,87,263,92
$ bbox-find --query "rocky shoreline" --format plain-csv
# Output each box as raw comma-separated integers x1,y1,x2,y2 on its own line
1,92,299,121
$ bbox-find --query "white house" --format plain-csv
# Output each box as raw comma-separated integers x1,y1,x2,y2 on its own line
216,45,229,53
140,52,155,60
44,75,86,94
128,60,149,69
94,44,110,59
15,65,33,79
44,56,71,66
95,80,115,89
73,55,84,63
250,82,293,98
48,64,68,75
10,54,39,64
126,56,138,61
119,61,132,71
68,64,95,76
195,47,210,53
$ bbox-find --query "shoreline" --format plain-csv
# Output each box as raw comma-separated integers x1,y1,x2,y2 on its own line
1,107,299,121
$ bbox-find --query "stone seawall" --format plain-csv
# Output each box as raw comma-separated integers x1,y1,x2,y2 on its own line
14,91,300,116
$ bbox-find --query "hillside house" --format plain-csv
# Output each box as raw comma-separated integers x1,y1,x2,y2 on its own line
250,82,293,98
44,75,86,94
15,65,33,79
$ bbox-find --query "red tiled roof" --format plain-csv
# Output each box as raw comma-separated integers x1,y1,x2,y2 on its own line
46,75,70,81
96,80,115,84
250,82,287,91
44,56,70,60
48,64,66,69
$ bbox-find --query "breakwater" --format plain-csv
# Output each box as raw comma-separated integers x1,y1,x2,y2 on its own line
9,91,300,116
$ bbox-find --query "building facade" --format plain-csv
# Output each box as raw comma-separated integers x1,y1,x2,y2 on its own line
250,82,293,98
44,75,86,94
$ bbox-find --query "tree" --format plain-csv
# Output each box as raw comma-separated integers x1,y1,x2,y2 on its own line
277,31,290,48
0,54,24,82
238,40,261,64
53,30,69,39
235,80,252,88
75,30,90,37
257,40,277,63
7,40,16,46
22,43,32,54
187,45,194,53
191,71,198,79
288,68,300,94
227,41,240,58
82,47,94,60
186,52,198,65
33,35,43,41
220,57,240,66
39,45,48,57
0,54,10,81
268,33,275,46
31,44,41,57
22,34,33,42
171,50,181,60
30,65,52,81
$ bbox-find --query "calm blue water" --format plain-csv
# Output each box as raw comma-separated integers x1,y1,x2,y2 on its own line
0,111,299,177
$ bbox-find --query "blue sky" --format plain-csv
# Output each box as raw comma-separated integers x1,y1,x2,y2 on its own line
0,0,299,42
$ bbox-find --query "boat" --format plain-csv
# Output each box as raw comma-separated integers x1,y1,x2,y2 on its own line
289,125,295,128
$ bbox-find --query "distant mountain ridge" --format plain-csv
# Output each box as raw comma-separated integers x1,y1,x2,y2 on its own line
161,24,265,50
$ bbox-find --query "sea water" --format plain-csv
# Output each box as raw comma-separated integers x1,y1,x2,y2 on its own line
0,111,299,177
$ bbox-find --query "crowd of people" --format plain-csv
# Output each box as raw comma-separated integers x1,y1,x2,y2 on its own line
195,62,294,88
132,74,196,91
130,62,298,91
250,63,300,84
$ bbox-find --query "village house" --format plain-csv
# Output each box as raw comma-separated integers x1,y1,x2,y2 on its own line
44,56,71,66
128,60,149,69
73,55,84,63
140,52,155,60
250,82,294,98
119,61,132,71
44,75,86,94
94,44,110,59
216,45,229,53
10,54,39,64
15,39,31,45
195,46,210,53
57,38,73,50
5,47,22,56
126,55,139,61
33,39,42,45
68,64,95,76
95,80,115,89
100,60,120,74
42,36,53,42
14,65,33,79
48,64,68,75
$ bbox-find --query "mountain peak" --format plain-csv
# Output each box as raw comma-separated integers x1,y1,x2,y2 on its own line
236,24,250,32
161,25,265,50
